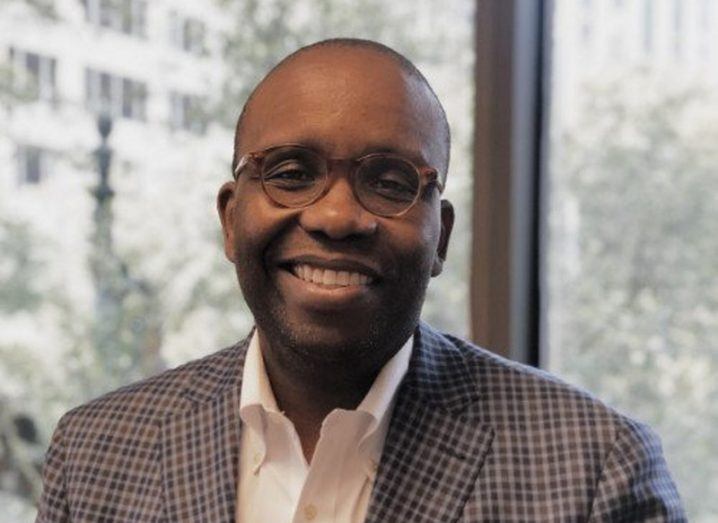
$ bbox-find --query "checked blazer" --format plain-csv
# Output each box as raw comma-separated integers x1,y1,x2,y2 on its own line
37,322,685,522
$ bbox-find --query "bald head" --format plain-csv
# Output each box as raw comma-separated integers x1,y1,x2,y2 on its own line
233,38,451,181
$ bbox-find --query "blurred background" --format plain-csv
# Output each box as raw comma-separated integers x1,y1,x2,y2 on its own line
0,0,715,520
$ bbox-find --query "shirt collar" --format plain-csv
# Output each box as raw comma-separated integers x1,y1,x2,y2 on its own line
239,330,414,477
239,331,280,416
355,335,413,423
354,335,412,478
239,330,413,424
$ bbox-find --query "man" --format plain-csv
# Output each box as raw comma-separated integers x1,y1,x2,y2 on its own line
37,39,685,522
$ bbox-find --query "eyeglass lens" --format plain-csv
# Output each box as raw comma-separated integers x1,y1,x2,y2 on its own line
260,146,421,216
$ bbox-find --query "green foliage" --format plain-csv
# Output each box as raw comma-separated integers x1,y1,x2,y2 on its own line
0,219,44,313
214,0,445,128
0,0,56,18
0,62,40,111
0,0,57,111
549,74,718,520
20,0,55,18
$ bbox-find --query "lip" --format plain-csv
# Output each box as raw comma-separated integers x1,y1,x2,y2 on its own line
276,254,382,281
273,255,382,312
275,267,375,312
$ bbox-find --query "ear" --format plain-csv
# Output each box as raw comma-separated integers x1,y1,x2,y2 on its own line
431,199,455,277
217,181,238,262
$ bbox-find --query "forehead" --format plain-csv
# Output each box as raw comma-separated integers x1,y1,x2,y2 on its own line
239,48,444,166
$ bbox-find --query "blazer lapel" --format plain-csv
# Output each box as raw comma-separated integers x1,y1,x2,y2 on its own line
159,340,249,523
365,324,494,523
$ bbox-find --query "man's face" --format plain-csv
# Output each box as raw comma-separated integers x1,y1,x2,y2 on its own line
218,48,453,373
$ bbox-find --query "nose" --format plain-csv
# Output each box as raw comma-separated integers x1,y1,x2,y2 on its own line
298,176,378,240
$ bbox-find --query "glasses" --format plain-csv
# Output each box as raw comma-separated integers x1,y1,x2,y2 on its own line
233,144,443,217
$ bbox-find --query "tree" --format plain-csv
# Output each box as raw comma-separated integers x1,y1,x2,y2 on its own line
0,1,475,517
0,218,46,508
214,0,447,126
548,73,718,520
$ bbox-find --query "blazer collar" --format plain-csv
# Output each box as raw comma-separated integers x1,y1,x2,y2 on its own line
365,322,494,523
404,322,483,412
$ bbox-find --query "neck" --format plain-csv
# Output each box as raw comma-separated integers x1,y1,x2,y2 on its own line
256,329,386,461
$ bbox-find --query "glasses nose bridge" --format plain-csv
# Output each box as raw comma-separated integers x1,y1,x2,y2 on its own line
317,156,364,206
318,156,364,201
299,156,378,239
324,156,361,180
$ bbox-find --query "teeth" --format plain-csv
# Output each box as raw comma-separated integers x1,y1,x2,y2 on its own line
293,264,372,287
312,267,323,283
322,270,337,285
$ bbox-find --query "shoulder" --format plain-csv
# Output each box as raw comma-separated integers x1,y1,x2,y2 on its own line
56,336,250,441
418,323,650,443
418,324,685,518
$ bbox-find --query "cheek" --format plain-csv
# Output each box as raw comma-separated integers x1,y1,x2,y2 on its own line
388,210,442,273
231,192,296,270
411,204,442,248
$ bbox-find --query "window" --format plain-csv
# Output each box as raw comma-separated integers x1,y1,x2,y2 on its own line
169,92,207,134
546,0,718,520
82,0,146,37
8,48,57,102
85,68,146,120
169,12,206,55
16,145,50,185
1,2,474,520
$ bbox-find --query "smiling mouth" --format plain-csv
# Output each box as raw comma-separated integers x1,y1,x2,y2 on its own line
290,263,374,287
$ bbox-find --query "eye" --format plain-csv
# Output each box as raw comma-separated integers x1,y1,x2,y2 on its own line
360,160,418,202
263,159,319,191
372,172,414,194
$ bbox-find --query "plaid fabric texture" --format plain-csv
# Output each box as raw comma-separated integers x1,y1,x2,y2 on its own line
36,323,685,522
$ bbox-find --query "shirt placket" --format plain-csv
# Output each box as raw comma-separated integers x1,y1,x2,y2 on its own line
293,411,377,523
293,414,342,523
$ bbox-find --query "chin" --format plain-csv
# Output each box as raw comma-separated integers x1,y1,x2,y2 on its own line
281,315,378,362
245,273,426,369
259,306,414,371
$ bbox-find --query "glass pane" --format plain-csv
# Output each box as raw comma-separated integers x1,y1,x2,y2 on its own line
0,1,474,519
545,1,718,520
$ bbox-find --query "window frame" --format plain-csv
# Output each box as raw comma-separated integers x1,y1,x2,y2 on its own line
470,0,551,365
85,68,147,121
16,145,50,185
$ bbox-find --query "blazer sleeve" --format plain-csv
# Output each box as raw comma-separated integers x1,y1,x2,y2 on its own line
588,419,686,522
35,414,70,523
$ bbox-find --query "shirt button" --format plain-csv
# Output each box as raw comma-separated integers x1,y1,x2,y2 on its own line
303,504,318,521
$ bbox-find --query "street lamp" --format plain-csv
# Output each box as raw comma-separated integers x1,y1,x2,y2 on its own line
89,113,164,381
94,112,115,206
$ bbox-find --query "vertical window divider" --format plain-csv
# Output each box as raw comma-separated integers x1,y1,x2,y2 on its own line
470,0,551,365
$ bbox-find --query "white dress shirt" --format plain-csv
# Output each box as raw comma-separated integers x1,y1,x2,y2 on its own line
236,331,413,523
